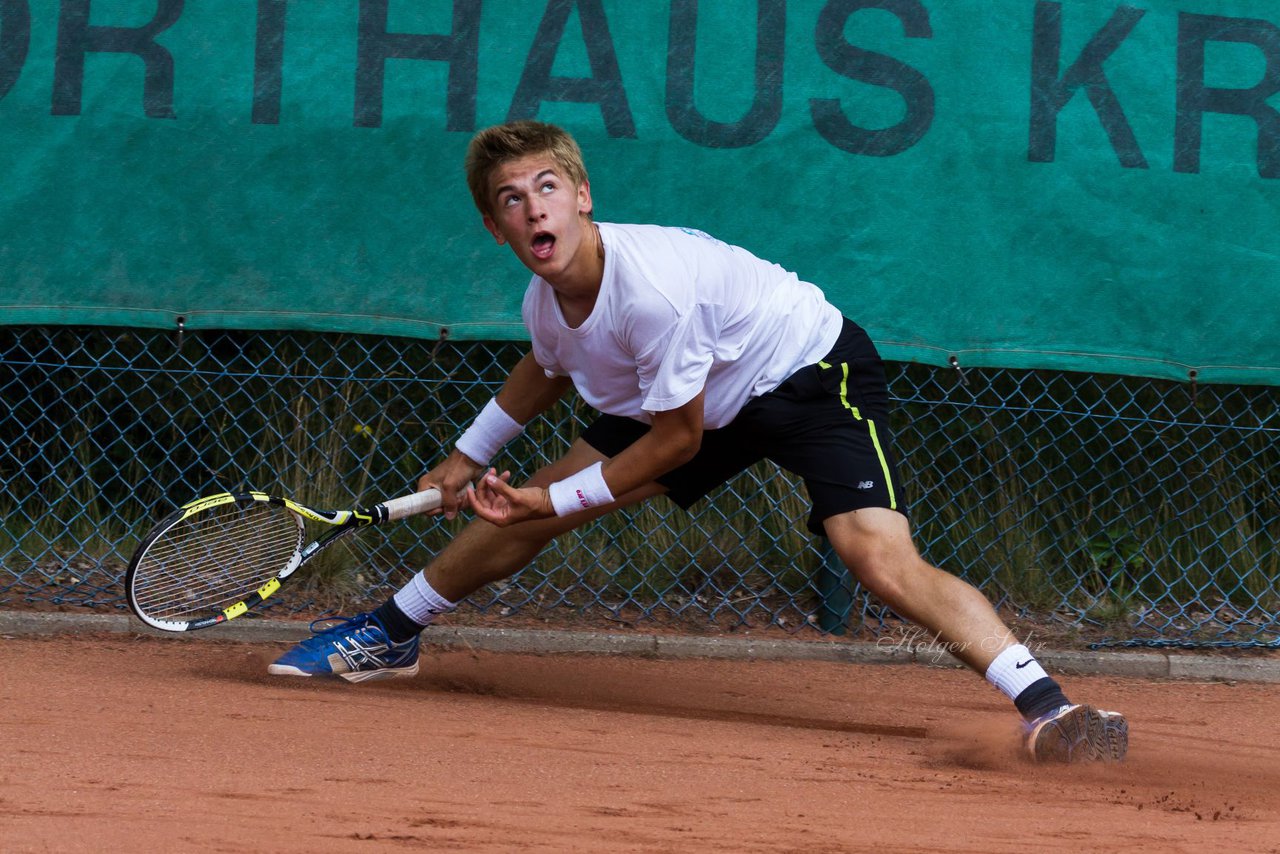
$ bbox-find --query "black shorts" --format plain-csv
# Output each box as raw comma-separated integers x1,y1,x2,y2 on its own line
580,317,907,535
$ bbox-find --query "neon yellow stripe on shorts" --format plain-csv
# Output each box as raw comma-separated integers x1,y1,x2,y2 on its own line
823,360,897,510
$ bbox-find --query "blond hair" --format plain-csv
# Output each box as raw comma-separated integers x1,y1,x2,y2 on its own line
464,121,589,218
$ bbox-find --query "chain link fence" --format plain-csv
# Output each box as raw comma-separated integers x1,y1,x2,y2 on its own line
2,325,1277,647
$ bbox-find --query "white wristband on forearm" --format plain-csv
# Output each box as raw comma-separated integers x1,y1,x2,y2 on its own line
547,461,615,517
455,397,524,465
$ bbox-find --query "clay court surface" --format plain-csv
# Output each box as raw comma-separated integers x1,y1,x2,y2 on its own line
1,632,1278,853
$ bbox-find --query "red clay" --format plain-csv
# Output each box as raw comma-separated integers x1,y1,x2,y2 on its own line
1,633,1277,853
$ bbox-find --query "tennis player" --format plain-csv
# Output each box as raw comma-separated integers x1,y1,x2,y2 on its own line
270,121,1128,763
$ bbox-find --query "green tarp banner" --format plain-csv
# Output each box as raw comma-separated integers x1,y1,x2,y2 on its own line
1,0,1277,384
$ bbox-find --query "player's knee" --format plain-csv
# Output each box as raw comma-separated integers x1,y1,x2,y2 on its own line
837,543,930,607
852,561,908,606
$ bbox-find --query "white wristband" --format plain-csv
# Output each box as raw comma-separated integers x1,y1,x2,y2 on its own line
547,461,615,517
455,397,524,465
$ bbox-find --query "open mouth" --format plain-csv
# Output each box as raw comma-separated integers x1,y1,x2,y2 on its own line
531,231,556,260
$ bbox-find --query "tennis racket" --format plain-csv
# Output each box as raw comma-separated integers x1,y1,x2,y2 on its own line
125,488,442,632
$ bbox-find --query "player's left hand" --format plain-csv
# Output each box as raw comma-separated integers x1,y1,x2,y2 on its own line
468,468,555,527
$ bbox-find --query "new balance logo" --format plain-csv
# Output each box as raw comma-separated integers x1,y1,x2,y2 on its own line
856,480,874,491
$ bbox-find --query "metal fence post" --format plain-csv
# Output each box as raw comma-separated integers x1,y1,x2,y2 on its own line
816,538,852,635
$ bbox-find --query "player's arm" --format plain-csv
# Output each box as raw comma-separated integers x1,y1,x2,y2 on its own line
469,390,705,527
493,350,575,424
418,351,571,518
593,391,704,498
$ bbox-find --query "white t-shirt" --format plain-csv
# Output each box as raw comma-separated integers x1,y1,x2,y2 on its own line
523,223,844,429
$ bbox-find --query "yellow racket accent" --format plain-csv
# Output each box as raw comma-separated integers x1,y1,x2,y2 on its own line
178,492,240,516
218,577,283,623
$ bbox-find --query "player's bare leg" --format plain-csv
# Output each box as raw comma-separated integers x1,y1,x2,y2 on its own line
268,439,664,681
822,507,1012,673
823,507,1127,761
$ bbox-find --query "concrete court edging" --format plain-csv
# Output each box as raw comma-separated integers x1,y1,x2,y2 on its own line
2,610,1278,684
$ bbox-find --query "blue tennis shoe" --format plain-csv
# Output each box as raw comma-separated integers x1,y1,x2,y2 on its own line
268,613,419,682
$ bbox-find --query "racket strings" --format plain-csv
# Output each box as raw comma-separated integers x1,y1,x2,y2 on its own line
137,537,285,600
131,503,303,620
136,540,296,616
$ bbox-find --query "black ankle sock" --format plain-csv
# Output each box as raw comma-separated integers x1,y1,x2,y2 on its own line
1014,677,1071,722
372,598,427,644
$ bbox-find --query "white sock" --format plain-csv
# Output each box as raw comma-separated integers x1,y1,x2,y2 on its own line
392,572,457,627
984,644,1050,701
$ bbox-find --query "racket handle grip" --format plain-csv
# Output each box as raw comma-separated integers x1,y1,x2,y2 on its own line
379,488,443,522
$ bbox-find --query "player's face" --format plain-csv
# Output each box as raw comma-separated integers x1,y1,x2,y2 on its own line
482,154,594,285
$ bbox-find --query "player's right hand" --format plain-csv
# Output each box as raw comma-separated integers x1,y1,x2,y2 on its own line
417,450,485,519
467,468,551,527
